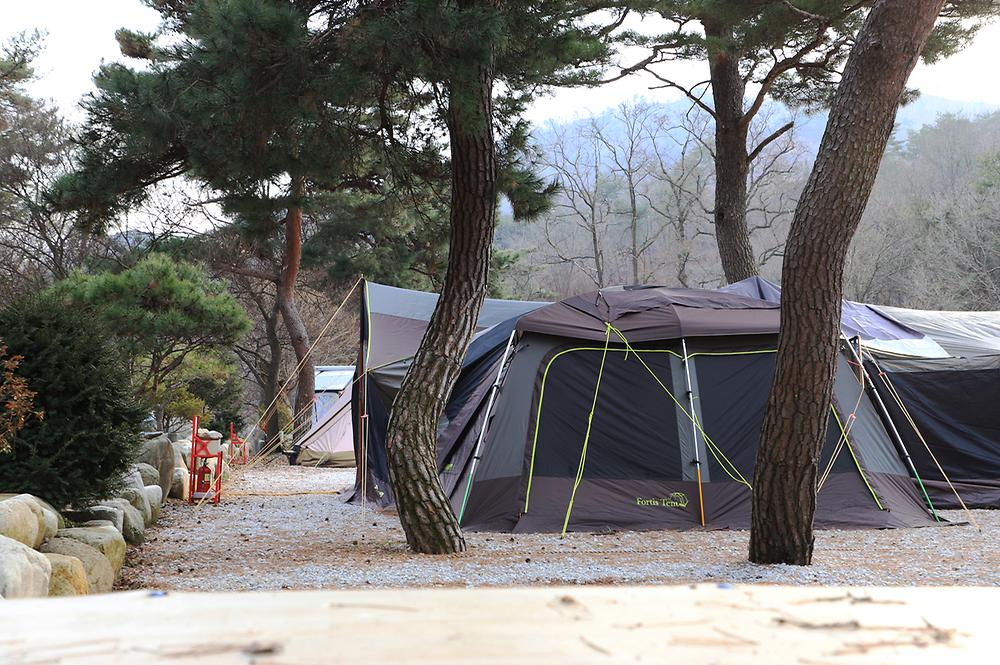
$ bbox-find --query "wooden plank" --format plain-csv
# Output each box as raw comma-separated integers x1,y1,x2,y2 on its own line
1,584,997,664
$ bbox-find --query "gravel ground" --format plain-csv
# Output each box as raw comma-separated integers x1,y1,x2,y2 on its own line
121,459,1000,591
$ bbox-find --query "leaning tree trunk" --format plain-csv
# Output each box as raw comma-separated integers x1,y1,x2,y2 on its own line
276,175,314,437
749,0,945,565
705,20,757,284
384,2,500,555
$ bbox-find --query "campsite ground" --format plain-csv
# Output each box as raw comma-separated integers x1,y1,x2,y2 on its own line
122,459,1000,591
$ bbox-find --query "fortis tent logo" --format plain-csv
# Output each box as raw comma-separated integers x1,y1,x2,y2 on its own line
635,493,689,508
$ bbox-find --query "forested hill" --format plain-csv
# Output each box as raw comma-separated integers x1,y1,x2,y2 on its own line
496,99,1000,311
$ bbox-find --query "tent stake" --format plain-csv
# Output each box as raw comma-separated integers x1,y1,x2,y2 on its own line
842,336,939,521
681,338,707,528
457,329,518,524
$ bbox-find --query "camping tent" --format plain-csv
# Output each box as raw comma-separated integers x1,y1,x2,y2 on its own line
350,281,547,504
871,306,1000,358
721,277,1000,508
865,354,1000,508
313,365,354,425
719,277,950,358
296,382,356,467
446,286,940,532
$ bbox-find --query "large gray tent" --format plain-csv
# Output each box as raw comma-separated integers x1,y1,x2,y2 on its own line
351,281,940,533
450,286,938,532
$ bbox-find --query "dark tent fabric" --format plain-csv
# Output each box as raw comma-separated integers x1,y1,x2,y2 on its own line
516,285,780,342
866,354,1000,508
454,331,938,532
348,281,940,532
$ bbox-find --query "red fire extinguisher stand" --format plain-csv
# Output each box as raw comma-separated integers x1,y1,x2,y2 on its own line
229,422,248,465
188,415,223,504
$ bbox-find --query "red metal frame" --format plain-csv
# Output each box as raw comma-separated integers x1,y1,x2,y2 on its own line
188,415,223,504
229,422,248,465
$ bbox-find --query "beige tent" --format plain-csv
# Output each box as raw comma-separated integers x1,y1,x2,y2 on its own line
296,383,355,467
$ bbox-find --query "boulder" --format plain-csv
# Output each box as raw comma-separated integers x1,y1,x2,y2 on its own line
138,434,175,496
123,467,145,492
0,495,45,548
96,499,144,545
2,494,66,534
170,467,190,500
120,486,152,527
44,553,89,596
55,524,125,578
136,462,161,488
198,428,223,440
0,534,51,598
64,505,125,534
40,538,114,594
174,440,192,470
144,485,163,524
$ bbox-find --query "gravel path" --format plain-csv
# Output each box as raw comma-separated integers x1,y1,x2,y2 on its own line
122,459,1000,591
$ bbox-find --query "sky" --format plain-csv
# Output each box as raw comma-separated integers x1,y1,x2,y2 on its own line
4,1,1000,124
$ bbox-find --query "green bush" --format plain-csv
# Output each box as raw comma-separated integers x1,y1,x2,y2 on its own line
0,292,143,508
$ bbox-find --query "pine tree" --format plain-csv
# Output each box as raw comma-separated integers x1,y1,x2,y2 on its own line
50,0,367,430
342,0,620,553
750,0,949,565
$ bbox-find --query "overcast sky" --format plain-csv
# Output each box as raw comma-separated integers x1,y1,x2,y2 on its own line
4,0,1000,124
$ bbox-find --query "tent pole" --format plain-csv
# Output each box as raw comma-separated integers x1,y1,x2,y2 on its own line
457,330,518,525
681,338,706,528
842,336,939,520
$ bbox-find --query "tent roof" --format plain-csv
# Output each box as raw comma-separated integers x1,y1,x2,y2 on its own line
314,365,354,392
515,285,781,342
720,277,950,358
873,305,1000,358
364,281,547,368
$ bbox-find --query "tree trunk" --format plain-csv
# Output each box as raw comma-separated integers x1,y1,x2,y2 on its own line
749,0,945,566
276,175,314,436
261,297,283,446
705,20,757,284
384,1,500,555
627,173,639,284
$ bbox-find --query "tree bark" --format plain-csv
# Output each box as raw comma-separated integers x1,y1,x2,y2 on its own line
705,20,757,284
384,0,500,555
261,297,283,445
276,175,314,436
749,0,945,566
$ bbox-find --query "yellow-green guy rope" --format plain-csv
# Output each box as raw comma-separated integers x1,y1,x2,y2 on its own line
522,344,759,513
609,326,753,490
825,405,885,510
523,346,683,513
560,324,613,537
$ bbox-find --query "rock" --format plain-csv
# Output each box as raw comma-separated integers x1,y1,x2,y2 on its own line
96,499,144,545
0,495,45,548
121,487,152,527
55,524,125,578
174,440,192,470
0,534,51,598
144,485,163,524
136,462,161,488
138,434,175,496
44,553,89,596
2,494,67,534
170,467,190,500
40,538,114,594
64,505,125,534
123,467,145,492
198,428,223,440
